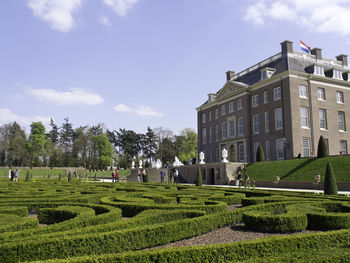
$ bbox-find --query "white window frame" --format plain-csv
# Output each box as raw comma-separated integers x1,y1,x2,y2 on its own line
300,107,309,128
302,137,310,157
340,140,348,155
238,117,244,136
319,109,327,130
275,108,283,130
221,104,226,115
253,114,259,134
336,91,344,104
334,70,343,80
264,91,268,104
222,122,227,139
265,111,269,133
274,87,281,101
252,95,258,108
237,99,243,110
276,138,285,160
317,88,325,101
299,85,307,99
229,120,235,137
314,65,324,76
238,143,245,162
338,111,346,131
228,102,234,113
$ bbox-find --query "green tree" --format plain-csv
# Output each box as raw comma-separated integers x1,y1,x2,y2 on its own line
7,122,27,166
25,170,31,182
176,128,197,163
68,171,72,182
317,135,329,158
60,117,74,167
27,122,47,167
94,134,114,170
142,127,158,162
196,167,202,186
72,126,89,167
256,144,265,162
115,129,142,162
145,169,150,183
324,161,338,195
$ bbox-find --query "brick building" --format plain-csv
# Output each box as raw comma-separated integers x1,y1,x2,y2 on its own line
197,40,350,163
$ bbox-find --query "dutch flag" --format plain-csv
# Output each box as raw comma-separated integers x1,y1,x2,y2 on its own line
300,40,311,54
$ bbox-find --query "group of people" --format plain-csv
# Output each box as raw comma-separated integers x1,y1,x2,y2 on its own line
136,169,147,183
9,169,19,182
168,167,179,183
111,170,119,182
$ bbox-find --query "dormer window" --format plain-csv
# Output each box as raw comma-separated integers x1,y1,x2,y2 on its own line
260,67,276,80
314,65,324,76
208,93,217,102
333,69,343,80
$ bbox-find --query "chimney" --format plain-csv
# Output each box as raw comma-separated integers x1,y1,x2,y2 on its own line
226,70,235,81
311,48,322,60
280,40,293,55
336,54,348,67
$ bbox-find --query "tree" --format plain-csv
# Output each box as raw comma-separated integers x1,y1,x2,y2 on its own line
72,126,88,167
176,128,197,163
324,161,338,195
7,122,27,166
60,117,74,167
256,145,265,162
27,122,47,167
157,137,176,164
142,127,158,162
25,170,31,182
145,169,150,183
115,129,142,162
196,166,202,186
317,135,329,158
47,118,59,144
94,134,114,170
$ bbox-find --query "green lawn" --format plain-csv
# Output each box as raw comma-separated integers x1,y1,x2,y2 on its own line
247,156,350,182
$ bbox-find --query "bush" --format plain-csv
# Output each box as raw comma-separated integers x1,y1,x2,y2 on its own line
324,161,338,195
317,135,329,158
256,144,265,162
68,171,72,182
25,170,31,182
196,167,202,186
145,170,150,183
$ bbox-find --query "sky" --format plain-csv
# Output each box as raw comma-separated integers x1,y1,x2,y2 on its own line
1,0,350,135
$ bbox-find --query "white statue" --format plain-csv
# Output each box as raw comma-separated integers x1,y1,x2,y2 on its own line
221,148,229,163
173,156,183,167
138,160,143,168
199,151,205,164
131,161,135,169
155,159,162,169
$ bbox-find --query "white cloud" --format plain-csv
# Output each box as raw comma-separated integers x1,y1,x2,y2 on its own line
101,0,139,17
98,15,112,27
113,104,132,112
28,0,84,32
244,0,350,35
0,108,51,127
26,88,104,106
113,104,164,117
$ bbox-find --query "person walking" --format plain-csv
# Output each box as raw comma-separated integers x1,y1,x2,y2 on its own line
160,170,165,183
137,169,142,183
173,168,179,183
142,169,147,182
14,169,19,182
10,169,15,181
114,170,119,182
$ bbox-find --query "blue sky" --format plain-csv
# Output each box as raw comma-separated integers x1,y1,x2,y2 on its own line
1,0,350,134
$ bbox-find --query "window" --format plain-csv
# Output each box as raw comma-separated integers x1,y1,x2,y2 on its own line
274,87,281,100
340,140,348,155
209,111,212,122
300,107,309,128
319,109,327,130
276,138,285,160
302,137,310,157
275,108,283,130
209,127,212,143
261,71,268,80
202,113,206,124
334,70,343,80
238,117,244,136
336,91,344,103
252,95,258,107
338,111,346,131
221,104,226,115
239,143,245,162
237,99,243,110
265,111,269,133
254,142,260,161
253,114,259,134
222,122,227,139
229,120,235,137
317,88,325,100
314,65,324,76
229,102,234,113
215,125,219,141
266,140,270,160
264,91,268,104
215,109,218,119
299,85,307,98
202,128,206,144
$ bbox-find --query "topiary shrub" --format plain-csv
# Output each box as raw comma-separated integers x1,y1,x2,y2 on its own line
324,161,337,195
196,167,202,186
68,171,72,182
317,135,329,158
25,170,31,182
145,170,150,183
256,144,265,162
58,173,62,181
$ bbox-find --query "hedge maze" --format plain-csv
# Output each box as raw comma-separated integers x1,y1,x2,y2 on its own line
1,181,350,262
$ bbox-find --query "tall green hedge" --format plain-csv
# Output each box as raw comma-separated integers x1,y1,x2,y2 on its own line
324,161,338,195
